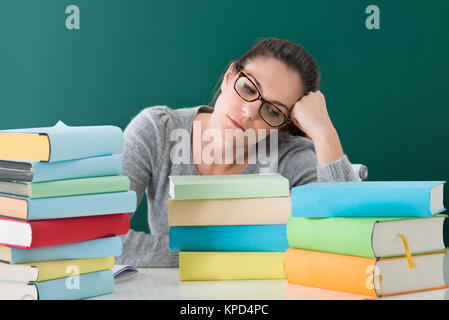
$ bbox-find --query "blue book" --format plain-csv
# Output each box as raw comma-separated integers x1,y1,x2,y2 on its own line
0,270,114,300
0,190,136,220
37,270,114,300
0,236,122,264
0,120,123,162
0,154,122,182
291,181,446,218
169,225,290,252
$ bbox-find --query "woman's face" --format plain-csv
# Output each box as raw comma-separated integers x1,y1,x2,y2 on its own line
212,57,304,143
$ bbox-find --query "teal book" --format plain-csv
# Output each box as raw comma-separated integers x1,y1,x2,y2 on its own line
0,190,136,220
291,181,446,217
287,214,447,258
0,175,130,199
169,224,290,252
0,121,123,162
169,173,289,200
0,236,122,264
0,270,114,300
0,154,122,182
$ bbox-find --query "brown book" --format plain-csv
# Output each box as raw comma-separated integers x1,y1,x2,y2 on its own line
168,196,291,226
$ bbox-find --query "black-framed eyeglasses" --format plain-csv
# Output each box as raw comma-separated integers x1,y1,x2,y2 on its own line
233,68,292,128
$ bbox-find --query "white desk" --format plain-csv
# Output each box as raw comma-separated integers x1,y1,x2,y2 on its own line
91,268,449,300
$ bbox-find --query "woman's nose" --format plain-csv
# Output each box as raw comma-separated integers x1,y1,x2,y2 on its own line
241,101,260,120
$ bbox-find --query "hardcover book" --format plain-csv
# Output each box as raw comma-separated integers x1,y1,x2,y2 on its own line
169,173,289,200
0,256,114,283
168,197,291,226
0,190,136,220
0,213,130,249
0,154,122,182
0,236,122,264
0,121,123,162
291,181,445,217
287,215,447,258
169,224,289,252
179,251,285,281
0,175,131,199
284,248,449,297
0,269,114,300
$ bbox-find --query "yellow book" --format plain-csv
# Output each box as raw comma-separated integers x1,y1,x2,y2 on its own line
179,252,285,281
0,256,114,282
0,133,50,161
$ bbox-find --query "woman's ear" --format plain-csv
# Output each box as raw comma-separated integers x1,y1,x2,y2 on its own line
220,62,237,92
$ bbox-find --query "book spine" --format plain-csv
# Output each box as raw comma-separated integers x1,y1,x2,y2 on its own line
169,225,290,252
291,185,433,217
35,256,115,282
179,252,285,280
10,236,122,264
28,175,130,199
27,191,136,220
32,154,122,182
174,181,289,200
287,216,377,257
168,197,291,226
27,213,130,249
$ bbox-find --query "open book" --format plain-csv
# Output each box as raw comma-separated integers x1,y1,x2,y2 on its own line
112,265,138,283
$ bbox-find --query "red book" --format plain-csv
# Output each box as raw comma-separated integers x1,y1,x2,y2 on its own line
0,213,130,249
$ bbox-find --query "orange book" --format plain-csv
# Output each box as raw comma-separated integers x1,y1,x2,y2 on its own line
0,133,50,161
284,248,449,297
285,283,373,300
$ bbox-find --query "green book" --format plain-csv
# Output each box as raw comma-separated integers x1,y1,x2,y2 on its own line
287,214,447,258
168,173,289,200
0,175,130,199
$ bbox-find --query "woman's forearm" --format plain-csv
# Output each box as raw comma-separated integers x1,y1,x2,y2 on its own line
311,127,344,166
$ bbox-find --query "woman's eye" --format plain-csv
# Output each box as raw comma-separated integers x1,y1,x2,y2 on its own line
268,107,280,118
244,84,256,95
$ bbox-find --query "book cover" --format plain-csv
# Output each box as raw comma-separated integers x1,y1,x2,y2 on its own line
0,121,124,162
179,251,285,280
169,224,289,252
0,175,131,199
169,173,289,200
0,154,122,182
0,256,115,283
0,236,122,264
284,248,449,297
0,269,115,300
168,197,291,226
291,181,446,217
0,213,130,249
287,215,447,258
0,190,136,220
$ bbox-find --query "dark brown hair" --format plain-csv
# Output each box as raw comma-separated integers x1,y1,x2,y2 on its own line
210,38,321,137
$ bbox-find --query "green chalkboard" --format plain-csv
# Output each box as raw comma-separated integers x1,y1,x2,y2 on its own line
1,1,448,234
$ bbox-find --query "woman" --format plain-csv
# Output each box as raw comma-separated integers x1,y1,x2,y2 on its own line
116,38,359,267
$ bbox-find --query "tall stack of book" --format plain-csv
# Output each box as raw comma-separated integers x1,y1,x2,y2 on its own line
168,173,291,280
0,121,136,300
284,181,448,298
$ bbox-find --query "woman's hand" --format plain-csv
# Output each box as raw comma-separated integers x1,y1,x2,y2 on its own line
290,90,335,140
290,90,344,165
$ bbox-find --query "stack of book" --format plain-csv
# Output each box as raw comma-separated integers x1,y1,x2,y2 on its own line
168,173,291,280
0,121,136,300
284,181,448,298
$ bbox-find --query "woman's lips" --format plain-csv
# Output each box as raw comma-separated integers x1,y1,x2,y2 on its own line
227,115,245,131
